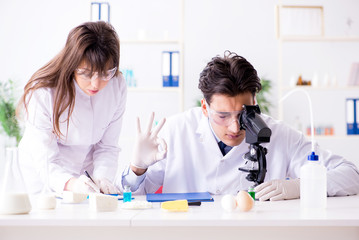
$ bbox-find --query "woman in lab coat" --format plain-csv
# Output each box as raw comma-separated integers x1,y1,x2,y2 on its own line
18,21,126,194
120,51,359,200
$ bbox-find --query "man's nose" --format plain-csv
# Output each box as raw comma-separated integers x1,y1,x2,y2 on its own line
228,118,240,132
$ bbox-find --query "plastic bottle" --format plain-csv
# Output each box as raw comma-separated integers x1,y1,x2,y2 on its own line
300,152,327,209
123,185,132,203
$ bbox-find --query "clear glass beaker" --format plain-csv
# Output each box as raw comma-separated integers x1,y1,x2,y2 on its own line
0,147,32,214
37,148,56,210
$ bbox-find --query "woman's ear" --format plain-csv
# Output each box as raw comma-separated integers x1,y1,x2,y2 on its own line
201,98,209,117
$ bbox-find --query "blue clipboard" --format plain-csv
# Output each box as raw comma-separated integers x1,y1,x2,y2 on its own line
146,192,214,202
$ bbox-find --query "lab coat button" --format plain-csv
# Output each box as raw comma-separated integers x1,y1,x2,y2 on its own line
216,190,220,194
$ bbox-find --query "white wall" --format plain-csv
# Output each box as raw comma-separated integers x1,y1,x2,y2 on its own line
183,0,278,108
0,0,279,106
0,0,358,168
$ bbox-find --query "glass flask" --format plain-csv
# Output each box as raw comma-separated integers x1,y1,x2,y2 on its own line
37,148,56,210
0,147,32,214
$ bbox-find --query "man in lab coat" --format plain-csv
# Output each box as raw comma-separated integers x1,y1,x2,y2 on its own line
120,51,359,201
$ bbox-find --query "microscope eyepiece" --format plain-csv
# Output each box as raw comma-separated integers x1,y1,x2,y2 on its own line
239,105,272,144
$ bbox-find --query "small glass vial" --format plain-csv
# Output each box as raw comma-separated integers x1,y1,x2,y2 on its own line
123,185,132,203
248,186,255,201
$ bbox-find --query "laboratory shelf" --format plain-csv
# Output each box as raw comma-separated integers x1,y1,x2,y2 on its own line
119,0,185,117
280,86,359,91
305,135,359,140
279,36,359,42
127,87,181,92
121,39,181,44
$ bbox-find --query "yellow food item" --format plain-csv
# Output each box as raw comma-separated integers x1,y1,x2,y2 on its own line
161,200,189,212
236,190,254,212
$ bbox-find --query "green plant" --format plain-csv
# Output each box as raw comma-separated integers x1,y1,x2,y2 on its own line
0,79,22,144
256,78,272,114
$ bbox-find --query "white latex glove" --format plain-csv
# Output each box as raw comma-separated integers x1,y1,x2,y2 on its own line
131,112,167,169
94,178,119,194
254,178,300,201
73,175,101,193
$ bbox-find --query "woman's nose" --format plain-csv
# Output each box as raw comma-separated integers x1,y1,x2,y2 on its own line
90,75,100,88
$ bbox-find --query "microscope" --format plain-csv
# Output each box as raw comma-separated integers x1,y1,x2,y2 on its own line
238,105,272,186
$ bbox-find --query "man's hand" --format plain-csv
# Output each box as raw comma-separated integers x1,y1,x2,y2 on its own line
131,112,167,172
254,178,300,201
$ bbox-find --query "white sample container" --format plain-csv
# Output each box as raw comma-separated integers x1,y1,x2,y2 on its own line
89,193,118,212
37,194,57,210
0,193,32,214
62,191,88,203
300,152,327,209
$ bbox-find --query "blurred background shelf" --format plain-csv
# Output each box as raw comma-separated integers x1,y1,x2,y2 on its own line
279,36,359,42
276,3,359,167
122,39,181,44
307,135,359,140
281,86,359,91
127,87,181,92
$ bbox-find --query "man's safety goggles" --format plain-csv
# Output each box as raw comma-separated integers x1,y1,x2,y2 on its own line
206,103,242,127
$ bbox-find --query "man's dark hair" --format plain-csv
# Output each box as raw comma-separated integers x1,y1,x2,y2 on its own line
198,51,262,104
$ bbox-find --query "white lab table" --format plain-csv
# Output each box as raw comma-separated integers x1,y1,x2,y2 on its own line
1,194,359,240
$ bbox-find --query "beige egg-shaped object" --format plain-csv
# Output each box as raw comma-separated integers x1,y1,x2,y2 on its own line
236,190,254,212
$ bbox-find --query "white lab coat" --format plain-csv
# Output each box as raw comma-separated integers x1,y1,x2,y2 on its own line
129,107,359,196
19,74,127,194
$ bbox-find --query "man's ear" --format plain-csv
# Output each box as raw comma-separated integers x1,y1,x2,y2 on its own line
253,95,257,105
201,98,209,117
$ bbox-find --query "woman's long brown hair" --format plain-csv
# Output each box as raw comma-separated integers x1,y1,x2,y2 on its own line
17,21,120,139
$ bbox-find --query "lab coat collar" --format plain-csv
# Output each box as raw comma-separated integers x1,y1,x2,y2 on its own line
195,114,211,138
74,80,91,99
195,114,223,157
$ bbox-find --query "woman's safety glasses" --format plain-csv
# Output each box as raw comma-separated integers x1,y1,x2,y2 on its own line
75,67,117,82
206,102,242,127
